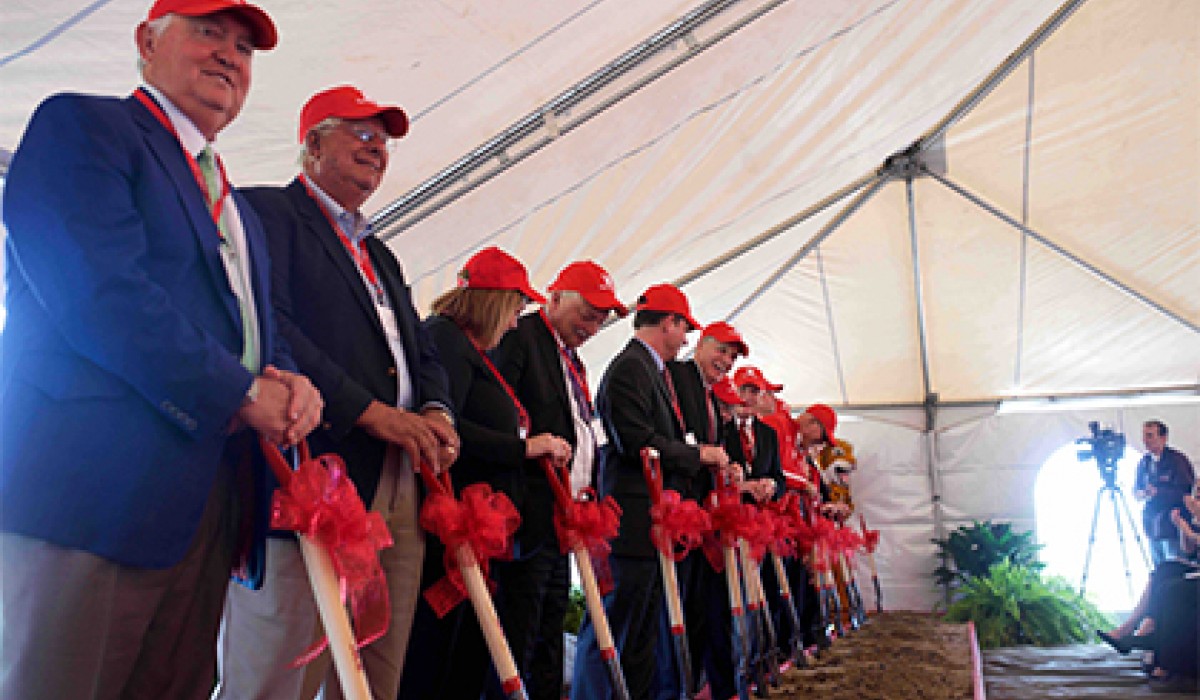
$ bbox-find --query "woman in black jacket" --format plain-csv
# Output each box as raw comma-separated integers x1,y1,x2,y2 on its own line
399,246,571,700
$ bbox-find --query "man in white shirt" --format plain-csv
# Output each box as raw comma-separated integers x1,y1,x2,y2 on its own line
493,261,627,700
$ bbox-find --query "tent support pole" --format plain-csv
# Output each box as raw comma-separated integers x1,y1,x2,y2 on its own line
373,0,793,239
915,0,1089,151
925,169,1200,335
673,172,877,289
724,174,890,323
922,393,949,608
906,177,933,399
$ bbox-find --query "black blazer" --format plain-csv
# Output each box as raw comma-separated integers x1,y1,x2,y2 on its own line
493,311,584,548
724,418,785,502
244,178,451,507
666,359,722,501
597,339,704,558
423,315,533,543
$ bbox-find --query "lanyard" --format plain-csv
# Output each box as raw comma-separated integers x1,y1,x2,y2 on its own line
468,336,531,437
133,88,229,242
538,309,593,411
299,175,386,304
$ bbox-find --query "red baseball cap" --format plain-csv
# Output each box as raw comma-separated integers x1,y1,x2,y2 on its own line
548,261,627,316
297,85,409,143
457,247,546,304
635,284,700,331
733,365,782,392
148,0,277,50
711,376,746,406
701,321,749,357
805,403,838,442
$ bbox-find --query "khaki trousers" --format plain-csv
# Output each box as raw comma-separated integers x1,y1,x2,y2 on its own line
213,447,424,700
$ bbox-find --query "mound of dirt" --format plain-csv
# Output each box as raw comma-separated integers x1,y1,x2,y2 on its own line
773,611,974,700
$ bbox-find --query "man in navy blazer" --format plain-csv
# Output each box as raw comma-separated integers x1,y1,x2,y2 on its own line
214,85,459,700
0,2,322,698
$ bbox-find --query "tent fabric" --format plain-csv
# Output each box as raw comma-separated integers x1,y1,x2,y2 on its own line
3,0,1195,406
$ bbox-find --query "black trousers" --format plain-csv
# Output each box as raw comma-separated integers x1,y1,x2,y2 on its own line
489,544,571,700
398,537,491,700
1147,560,1199,677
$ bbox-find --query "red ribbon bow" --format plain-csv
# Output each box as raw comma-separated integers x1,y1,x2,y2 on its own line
702,485,757,571
809,514,839,574
270,451,394,666
419,482,521,618
861,525,881,554
649,489,712,562
831,525,865,563
763,493,815,558
555,489,623,595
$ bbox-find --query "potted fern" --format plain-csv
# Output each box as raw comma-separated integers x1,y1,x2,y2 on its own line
933,521,1111,648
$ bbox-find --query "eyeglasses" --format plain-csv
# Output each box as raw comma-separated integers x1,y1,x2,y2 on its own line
343,124,395,151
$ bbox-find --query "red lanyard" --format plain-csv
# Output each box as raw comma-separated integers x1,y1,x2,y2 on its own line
299,175,386,303
538,309,593,410
133,88,229,242
468,336,531,437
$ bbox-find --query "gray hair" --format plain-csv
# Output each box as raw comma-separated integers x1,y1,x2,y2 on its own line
298,117,344,166
137,14,175,77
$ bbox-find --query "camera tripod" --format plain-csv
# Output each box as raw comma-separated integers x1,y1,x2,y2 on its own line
1079,479,1150,601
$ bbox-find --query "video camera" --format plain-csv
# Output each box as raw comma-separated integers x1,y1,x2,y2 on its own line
1076,421,1125,487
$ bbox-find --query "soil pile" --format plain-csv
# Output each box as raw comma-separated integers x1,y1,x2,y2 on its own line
774,611,973,700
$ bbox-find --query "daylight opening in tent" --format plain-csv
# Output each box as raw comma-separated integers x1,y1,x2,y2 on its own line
1034,441,1150,613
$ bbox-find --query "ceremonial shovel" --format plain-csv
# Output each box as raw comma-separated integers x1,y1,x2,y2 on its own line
261,440,372,700
538,457,631,700
417,465,529,700
641,447,696,700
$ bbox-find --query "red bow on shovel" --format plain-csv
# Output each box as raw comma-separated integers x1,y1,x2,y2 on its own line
539,457,630,700
643,447,709,699
261,438,389,700
416,465,529,700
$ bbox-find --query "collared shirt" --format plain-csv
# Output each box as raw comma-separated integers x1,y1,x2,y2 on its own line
548,324,598,496
302,175,416,410
635,337,665,373
143,83,261,370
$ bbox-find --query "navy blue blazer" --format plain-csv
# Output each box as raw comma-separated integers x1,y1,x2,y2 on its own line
1,92,288,572
243,179,451,507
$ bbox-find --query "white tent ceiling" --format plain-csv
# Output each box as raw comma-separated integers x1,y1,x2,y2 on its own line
3,0,1197,410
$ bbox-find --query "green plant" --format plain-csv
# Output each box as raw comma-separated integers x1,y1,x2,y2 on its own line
563,587,586,635
932,520,1045,589
943,560,1112,649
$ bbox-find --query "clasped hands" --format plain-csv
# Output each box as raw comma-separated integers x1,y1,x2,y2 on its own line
236,365,324,447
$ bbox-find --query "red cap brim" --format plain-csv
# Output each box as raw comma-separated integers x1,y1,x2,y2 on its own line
151,0,278,50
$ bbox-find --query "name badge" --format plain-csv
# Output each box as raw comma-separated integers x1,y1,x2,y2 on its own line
590,416,608,448
685,432,698,446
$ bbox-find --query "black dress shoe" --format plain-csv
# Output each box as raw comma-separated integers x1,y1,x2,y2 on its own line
1097,630,1132,654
